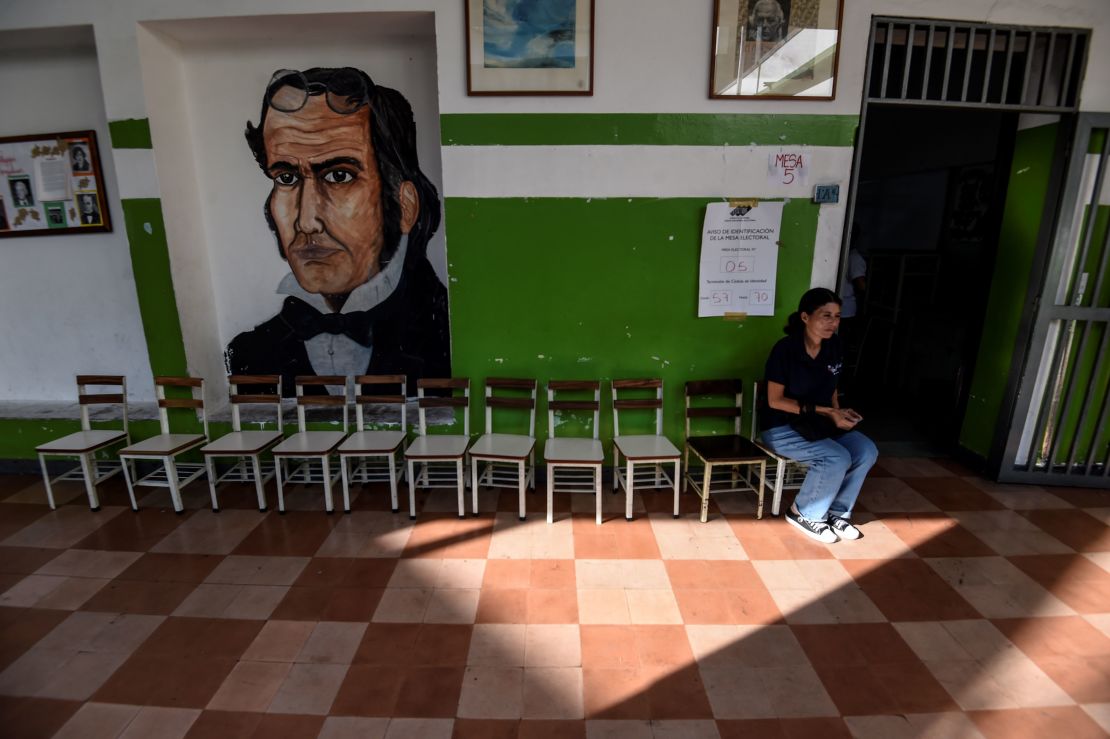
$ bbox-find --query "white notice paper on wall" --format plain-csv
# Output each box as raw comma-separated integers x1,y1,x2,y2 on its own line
34,156,71,202
697,201,783,317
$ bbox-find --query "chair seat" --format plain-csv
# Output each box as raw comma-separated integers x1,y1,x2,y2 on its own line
272,431,347,457
405,434,470,459
338,429,406,455
120,433,206,457
202,430,283,456
544,437,604,464
37,430,126,454
469,433,535,460
687,434,768,464
613,434,681,460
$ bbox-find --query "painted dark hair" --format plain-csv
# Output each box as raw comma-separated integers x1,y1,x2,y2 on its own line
784,287,842,335
244,67,441,270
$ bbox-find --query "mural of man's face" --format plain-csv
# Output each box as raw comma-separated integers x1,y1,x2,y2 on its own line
263,95,409,297
80,195,95,213
14,182,28,200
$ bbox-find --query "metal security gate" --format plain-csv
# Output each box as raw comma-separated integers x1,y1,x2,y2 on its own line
999,114,1110,486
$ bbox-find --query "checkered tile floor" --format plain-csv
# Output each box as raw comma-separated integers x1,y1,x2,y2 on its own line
0,458,1108,738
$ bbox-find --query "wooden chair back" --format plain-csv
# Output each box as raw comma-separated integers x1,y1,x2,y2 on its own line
228,375,283,433
547,380,601,439
294,376,349,433
611,378,664,436
75,375,129,436
684,379,743,438
484,378,537,436
416,378,470,436
154,376,207,438
353,374,408,431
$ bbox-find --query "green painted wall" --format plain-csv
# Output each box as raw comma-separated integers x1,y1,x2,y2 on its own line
445,197,817,447
959,123,1059,457
441,113,858,147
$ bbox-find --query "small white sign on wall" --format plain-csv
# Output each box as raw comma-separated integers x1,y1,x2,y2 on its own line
698,201,784,317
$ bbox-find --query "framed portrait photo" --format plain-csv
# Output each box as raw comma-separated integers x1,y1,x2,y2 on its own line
710,0,844,100
0,129,111,238
465,0,594,96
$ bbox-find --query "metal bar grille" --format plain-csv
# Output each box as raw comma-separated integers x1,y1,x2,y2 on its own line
868,17,1088,112
1000,118,1110,486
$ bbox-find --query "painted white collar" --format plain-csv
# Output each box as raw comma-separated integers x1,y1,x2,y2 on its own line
277,234,408,314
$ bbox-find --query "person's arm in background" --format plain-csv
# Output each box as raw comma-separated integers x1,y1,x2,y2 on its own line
767,381,859,431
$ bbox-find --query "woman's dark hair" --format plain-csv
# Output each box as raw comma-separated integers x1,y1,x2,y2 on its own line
784,287,842,335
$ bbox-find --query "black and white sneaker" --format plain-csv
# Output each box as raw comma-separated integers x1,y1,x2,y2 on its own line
828,515,862,540
786,504,839,543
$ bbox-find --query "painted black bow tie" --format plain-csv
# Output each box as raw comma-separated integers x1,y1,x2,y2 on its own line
280,296,373,346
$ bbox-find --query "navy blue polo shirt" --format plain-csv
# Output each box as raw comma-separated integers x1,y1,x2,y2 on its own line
760,332,843,431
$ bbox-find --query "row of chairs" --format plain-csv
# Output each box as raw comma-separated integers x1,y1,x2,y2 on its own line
36,375,806,524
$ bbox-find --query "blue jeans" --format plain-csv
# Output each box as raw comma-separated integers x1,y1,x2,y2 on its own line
760,425,878,521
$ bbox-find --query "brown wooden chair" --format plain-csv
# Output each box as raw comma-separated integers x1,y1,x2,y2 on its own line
36,375,131,511
469,378,537,520
338,374,408,514
404,378,471,519
611,378,681,521
544,380,604,525
683,379,769,522
201,375,283,512
272,376,349,514
119,376,209,513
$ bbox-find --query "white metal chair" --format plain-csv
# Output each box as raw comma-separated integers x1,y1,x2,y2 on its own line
119,376,209,513
272,375,349,514
683,379,769,522
544,380,604,525
404,378,471,520
750,380,808,516
202,375,284,512
611,378,682,521
469,377,537,520
36,375,132,511
338,374,408,514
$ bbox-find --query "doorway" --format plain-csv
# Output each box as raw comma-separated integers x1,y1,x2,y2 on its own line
843,105,1016,457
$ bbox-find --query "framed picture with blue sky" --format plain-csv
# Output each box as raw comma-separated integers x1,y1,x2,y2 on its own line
465,0,594,95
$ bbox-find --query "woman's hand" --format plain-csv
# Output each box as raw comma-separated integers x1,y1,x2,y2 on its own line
823,408,861,430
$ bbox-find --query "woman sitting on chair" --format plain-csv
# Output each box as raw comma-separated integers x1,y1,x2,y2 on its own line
760,287,878,543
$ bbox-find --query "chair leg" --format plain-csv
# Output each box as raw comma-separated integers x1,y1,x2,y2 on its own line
700,462,711,524
674,459,683,521
341,456,352,514
594,465,602,526
276,457,286,514
121,456,139,511
387,453,399,513
517,460,526,521
76,453,100,511
756,460,766,519
322,456,335,514
625,461,634,521
38,454,56,510
471,458,480,517
251,456,267,512
772,460,784,516
612,448,619,493
407,459,417,520
455,459,465,519
165,457,184,514
528,448,535,490
682,446,689,493
546,463,554,525
205,456,219,512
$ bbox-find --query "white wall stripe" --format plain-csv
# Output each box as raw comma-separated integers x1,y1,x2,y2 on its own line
112,148,161,200
441,145,854,199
